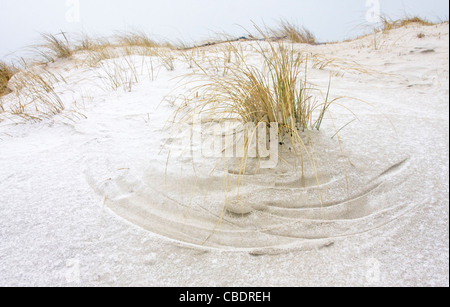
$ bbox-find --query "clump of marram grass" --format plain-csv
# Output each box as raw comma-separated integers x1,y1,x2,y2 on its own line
173,27,340,185
38,32,74,62
179,38,335,133
272,20,316,44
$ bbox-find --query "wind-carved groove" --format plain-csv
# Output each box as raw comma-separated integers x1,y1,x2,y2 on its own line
377,157,409,178
85,150,413,252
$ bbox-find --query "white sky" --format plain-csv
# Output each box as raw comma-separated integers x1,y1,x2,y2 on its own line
0,0,448,60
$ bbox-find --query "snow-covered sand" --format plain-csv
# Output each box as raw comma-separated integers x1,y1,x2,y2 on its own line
0,23,448,286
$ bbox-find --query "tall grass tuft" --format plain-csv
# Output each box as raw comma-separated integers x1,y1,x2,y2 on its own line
180,39,335,134
39,32,73,62
174,27,340,185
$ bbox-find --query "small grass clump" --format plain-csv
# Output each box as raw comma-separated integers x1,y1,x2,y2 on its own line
38,32,74,62
272,20,316,44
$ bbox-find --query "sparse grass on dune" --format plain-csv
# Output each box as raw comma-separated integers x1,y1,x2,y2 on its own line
73,34,157,68
21,17,444,68
371,16,439,49
75,32,170,68
116,30,174,51
96,56,142,92
1,30,167,120
188,42,241,76
380,16,435,32
5,68,67,120
84,46,123,67
156,48,176,71
75,34,114,53
35,31,171,65
338,15,444,48
339,16,443,50
271,20,316,44
4,19,403,122
179,47,197,69
116,31,160,48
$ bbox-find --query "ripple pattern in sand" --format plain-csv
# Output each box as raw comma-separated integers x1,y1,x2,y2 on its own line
84,133,413,252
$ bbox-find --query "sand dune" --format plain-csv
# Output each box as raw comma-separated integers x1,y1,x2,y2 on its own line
0,22,448,286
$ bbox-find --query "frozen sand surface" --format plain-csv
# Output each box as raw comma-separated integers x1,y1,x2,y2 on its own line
0,23,448,286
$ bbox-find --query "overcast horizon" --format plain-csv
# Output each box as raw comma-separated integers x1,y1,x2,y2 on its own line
0,0,448,61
